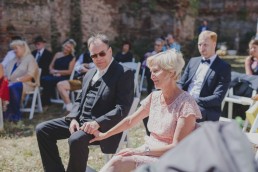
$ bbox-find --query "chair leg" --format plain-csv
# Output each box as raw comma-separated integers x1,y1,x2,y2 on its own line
242,118,249,132
228,102,233,119
29,89,38,120
36,88,43,113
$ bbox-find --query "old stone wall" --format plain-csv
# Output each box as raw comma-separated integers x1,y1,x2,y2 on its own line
1,0,257,60
198,0,258,54
0,0,51,57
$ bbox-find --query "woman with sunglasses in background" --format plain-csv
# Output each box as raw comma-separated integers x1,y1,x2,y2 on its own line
41,39,76,106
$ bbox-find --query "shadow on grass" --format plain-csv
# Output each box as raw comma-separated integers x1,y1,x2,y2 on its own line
0,104,65,138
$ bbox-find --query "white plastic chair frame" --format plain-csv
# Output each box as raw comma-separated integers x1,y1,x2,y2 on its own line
221,87,256,119
20,68,43,119
119,62,141,97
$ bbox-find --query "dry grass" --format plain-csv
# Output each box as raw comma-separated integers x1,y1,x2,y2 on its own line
0,101,146,172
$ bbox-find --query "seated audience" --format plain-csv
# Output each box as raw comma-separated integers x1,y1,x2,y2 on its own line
90,50,202,172
32,36,53,78
36,33,134,172
4,40,39,121
114,41,133,63
162,34,181,52
57,50,94,111
245,39,258,75
41,39,76,106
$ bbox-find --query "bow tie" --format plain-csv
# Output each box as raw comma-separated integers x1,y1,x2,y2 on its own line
201,59,210,64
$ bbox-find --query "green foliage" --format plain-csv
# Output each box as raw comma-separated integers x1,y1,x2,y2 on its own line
50,16,60,53
70,0,82,56
237,8,248,21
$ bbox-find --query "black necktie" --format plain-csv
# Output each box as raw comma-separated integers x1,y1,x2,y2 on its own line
201,59,210,64
36,51,41,62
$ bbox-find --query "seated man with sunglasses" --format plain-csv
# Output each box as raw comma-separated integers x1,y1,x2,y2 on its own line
36,33,134,172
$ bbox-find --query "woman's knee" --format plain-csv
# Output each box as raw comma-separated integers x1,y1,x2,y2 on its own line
57,80,69,92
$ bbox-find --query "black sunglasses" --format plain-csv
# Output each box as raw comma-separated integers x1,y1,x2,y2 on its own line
90,47,109,59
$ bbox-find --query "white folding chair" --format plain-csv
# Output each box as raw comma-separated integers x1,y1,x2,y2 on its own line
20,68,43,119
221,87,256,119
120,62,141,97
139,67,147,92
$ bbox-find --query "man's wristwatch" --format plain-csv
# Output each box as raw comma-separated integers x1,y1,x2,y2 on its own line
144,145,150,156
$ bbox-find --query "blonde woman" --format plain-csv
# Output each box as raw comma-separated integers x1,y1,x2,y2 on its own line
245,39,258,75
4,40,39,121
90,50,202,172
41,39,76,106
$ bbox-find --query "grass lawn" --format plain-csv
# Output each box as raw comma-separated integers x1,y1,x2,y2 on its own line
0,98,146,172
0,55,246,172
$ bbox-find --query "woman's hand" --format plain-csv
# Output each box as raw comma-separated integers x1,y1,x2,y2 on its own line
246,56,252,65
252,94,258,101
89,131,108,143
116,147,144,156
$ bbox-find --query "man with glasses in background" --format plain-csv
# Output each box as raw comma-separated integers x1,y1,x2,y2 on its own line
36,33,134,172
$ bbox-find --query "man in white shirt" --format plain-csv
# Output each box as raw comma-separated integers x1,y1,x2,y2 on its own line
178,31,231,121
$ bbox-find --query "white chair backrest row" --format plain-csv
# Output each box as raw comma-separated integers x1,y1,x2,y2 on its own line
119,62,141,97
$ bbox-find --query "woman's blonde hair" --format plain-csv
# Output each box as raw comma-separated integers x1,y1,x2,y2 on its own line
63,39,76,56
10,40,31,57
147,49,185,80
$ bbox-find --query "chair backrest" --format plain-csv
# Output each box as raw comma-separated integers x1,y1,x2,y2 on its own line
246,101,258,127
120,62,141,97
246,101,258,133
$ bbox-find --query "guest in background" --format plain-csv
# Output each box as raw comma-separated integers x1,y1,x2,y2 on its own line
1,36,22,71
178,31,231,122
41,39,76,106
162,34,181,52
198,20,209,34
245,39,258,75
4,40,39,121
32,36,53,78
114,41,133,63
57,49,94,112
90,50,202,172
141,38,163,136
